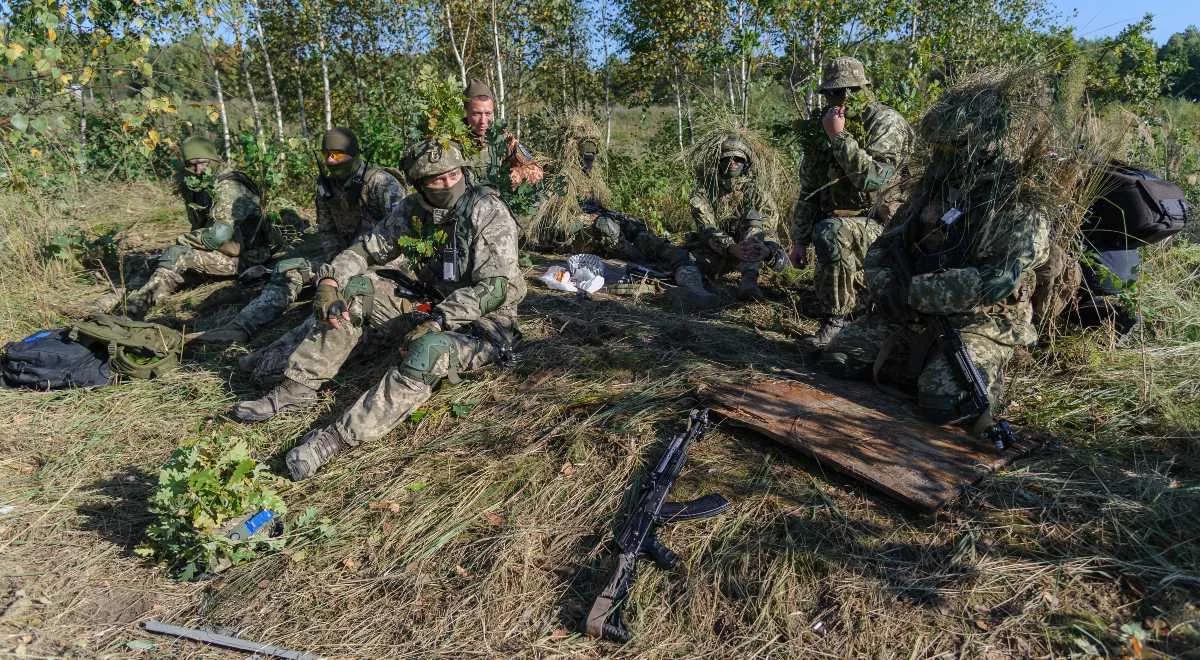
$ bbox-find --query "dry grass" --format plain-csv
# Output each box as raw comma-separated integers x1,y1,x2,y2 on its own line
1,184,1197,658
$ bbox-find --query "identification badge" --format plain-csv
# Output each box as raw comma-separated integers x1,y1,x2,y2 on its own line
442,244,459,282
940,208,964,226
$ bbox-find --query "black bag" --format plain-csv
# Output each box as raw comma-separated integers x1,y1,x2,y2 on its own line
2,329,112,390
1083,162,1192,249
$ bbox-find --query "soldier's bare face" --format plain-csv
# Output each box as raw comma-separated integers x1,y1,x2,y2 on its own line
185,159,210,175
465,98,495,137
423,167,464,190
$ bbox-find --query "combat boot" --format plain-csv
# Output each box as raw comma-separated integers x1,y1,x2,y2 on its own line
801,316,845,351
667,265,721,310
286,425,351,480
228,377,319,423
124,268,183,319
736,270,765,301
192,324,249,344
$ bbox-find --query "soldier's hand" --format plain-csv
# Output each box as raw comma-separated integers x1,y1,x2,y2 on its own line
789,244,810,268
313,281,350,329
822,105,846,139
731,238,768,263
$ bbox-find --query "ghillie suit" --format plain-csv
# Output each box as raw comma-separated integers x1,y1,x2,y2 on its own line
524,116,613,250
821,67,1072,430
792,56,915,349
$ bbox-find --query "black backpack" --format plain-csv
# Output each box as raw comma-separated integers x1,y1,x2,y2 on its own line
2,329,112,390
1083,162,1192,249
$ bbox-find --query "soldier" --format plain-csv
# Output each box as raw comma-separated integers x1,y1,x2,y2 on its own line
818,71,1051,430
193,128,405,345
791,56,913,349
124,136,271,318
229,139,525,481
462,79,543,187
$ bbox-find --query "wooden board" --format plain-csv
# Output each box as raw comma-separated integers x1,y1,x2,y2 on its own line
706,373,1037,511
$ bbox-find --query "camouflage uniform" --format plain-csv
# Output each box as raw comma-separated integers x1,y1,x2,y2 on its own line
792,60,913,323
821,187,1051,422
125,153,267,317
685,177,780,281
227,162,405,338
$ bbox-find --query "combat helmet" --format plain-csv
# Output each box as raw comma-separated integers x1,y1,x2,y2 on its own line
820,56,870,91
402,139,469,183
180,136,221,163
719,136,753,165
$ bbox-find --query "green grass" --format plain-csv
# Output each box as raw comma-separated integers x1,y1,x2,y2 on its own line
0,180,1198,658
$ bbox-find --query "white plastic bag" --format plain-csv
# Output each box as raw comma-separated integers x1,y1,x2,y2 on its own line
540,265,578,292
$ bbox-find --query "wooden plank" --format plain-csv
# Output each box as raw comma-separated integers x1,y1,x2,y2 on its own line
705,373,1037,511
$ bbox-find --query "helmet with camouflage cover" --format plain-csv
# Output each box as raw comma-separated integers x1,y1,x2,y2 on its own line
402,139,469,184
181,136,221,163
719,136,752,163
820,56,870,91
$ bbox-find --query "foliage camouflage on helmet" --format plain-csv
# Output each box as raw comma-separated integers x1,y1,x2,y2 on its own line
820,56,870,90
525,115,612,247
719,137,751,162
181,136,220,162
686,112,789,218
402,139,469,183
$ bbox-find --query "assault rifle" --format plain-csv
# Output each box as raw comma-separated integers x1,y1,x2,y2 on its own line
935,316,1017,453
584,409,730,642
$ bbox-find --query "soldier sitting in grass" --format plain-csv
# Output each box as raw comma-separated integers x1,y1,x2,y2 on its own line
229,139,525,481
819,69,1052,433
124,136,272,319
194,128,406,346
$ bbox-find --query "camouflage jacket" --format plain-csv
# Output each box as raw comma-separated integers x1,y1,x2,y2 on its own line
321,186,526,339
178,167,268,261
689,178,779,255
316,162,407,262
791,102,913,245
865,192,1051,347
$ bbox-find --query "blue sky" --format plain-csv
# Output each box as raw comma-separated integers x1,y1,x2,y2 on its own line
1054,0,1196,43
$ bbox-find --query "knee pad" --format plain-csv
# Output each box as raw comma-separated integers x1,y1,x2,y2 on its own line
400,332,461,386
812,218,842,264
158,244,192,269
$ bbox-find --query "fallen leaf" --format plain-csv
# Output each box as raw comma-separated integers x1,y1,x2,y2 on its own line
974,619,990,631
483,511,505,526
550,627,570,640
369,500,402,513
454,564,471,578
560,462,577,477
342,557,360,571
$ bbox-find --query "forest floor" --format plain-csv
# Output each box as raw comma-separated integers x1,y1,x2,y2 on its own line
0,182,1197,658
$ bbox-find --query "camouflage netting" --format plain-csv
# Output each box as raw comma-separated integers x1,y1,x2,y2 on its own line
903,65,1120,336
686,113,792,234
524,116,612,249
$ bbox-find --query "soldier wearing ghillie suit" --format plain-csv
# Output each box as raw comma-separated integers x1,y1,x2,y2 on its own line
524,116,613,250
462,79,543,188
229,139,525,481
792,56,913,349
124,136,272,318
819,70,1052,430
194,128,406,345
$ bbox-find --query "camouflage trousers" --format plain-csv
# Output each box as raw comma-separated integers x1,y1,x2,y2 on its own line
160,244,240,277
607,217,774,280
282,272,503,447
812,216,883,317
228,266,310,336
821,314,1014,422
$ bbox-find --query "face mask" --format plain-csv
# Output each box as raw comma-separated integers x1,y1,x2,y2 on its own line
422,177,467,210
327,156,361,182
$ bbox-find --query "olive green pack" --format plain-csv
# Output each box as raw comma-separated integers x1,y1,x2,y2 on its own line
69,314,185,380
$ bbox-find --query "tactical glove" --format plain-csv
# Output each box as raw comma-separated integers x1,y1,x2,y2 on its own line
313,282,345,323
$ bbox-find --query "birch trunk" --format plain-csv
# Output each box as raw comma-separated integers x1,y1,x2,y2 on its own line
252,2,284,139
490,0,506,119
238,31,264,141
673,61,683,150
199,21,231,158
445,4,468,88
295,49,310,137
314,9,332,130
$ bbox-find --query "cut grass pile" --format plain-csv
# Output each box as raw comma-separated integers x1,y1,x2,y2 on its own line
0,184,1197,657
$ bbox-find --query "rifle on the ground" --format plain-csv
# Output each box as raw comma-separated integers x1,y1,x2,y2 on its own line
935,316,1017,453
584,409,730,642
